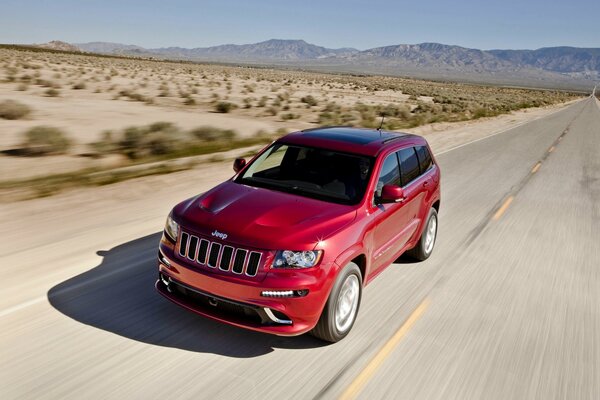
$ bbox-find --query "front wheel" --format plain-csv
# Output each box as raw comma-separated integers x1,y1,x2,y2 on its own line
407,207,438,261
311,262,362,342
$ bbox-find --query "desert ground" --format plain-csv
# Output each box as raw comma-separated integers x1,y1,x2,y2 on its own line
2,45,599,400
0,46,581,198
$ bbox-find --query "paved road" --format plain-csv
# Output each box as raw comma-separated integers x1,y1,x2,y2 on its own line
1,97,599,399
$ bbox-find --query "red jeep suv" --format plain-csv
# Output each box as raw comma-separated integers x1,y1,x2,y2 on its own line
157,127,440,342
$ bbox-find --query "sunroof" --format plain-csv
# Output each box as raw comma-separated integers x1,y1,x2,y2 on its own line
301,127,398,145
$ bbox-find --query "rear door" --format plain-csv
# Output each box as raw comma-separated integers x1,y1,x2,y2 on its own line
398,146,434,240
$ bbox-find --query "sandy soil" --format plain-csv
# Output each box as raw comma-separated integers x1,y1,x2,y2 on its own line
0,97,582,309
406,99,580,153
0,47,579,182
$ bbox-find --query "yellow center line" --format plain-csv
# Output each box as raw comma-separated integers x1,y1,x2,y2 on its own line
493,196,514,221
531,162,542,174
548,146,555,153
339,298,430,400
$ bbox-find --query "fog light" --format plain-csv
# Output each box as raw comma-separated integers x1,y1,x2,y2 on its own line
261,290,294,298
261,290,309,298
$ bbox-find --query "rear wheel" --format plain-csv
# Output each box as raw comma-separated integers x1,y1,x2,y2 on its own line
311,262,362,342
407,207,438,261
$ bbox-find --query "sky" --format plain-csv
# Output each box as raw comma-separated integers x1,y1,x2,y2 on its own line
1,0,599,50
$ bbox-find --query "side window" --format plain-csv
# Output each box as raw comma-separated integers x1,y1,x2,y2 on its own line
398,147,420,185
415,145,433,173
375,153,400,197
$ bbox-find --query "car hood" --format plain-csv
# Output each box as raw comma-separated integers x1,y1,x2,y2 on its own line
173,181,357,250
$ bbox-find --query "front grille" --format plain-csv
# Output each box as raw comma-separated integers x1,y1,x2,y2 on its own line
178,231,263,277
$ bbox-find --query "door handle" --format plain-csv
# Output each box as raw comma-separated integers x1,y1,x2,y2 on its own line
423,181,429,187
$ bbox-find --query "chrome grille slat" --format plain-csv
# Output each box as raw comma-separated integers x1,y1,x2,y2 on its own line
179,232,189,258
232,249,247,274
178,231,263,277
207,243,221,268
197,239,209,264
246,252,261,277
187,236,199,261
219,246,234,271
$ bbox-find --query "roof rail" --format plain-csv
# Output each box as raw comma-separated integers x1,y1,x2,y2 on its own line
382,133,411,144
300,125,354,133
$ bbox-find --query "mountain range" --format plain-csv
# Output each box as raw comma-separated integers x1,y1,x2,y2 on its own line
39,39,600,90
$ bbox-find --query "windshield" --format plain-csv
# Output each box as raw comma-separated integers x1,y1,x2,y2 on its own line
235,143,373,205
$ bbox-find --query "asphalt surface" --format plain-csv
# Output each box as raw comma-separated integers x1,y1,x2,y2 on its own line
1,97,599,399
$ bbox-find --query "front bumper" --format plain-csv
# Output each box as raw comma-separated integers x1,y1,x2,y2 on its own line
156,239,333,336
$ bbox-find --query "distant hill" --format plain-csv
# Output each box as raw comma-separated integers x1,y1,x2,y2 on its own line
75,42,146,55
490,47,600,78
77,39,358,61
34,40,80,52
62,39,600,89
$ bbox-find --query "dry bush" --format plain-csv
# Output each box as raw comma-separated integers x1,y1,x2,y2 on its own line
190,126,237,142
21,126,72,155
256,96,268,107
214,101,237,113
243,97,253,108
45,88,60,97
0,100,31,120
116,122,185,159
301,95,318,107
280,113,299,120
91,122,239,160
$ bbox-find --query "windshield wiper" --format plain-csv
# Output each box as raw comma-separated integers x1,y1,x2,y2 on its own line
241,177,349,201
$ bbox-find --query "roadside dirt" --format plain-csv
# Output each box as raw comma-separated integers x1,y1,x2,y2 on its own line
0,98,581,311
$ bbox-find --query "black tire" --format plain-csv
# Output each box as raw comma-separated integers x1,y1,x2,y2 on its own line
406,207,438,261
311,262,362,343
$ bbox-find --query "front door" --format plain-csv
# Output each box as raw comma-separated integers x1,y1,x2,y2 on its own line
371,153,413,273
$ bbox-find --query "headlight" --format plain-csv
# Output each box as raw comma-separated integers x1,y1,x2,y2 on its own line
164,214,179,242
273,250,323,269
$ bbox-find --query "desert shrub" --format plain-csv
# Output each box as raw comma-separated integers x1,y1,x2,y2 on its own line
0,100,31,120
189,126,236,142
214,101,237,113
301,95,318,107
257,96,268,107
90,130,118,153
266,106,279,116
118,89,148,102
72,82,86,90
21,126,72,155
45,88,60,97
473,108,490,119
281,113,299,120
184,97,196,106
117,122,184,159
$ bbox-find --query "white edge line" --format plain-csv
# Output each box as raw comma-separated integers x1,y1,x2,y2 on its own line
0,296,47,318
435,100,581,156
0,254,155,318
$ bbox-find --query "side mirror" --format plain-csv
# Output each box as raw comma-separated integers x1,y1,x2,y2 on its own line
381,185,405,203
233,158,246,173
